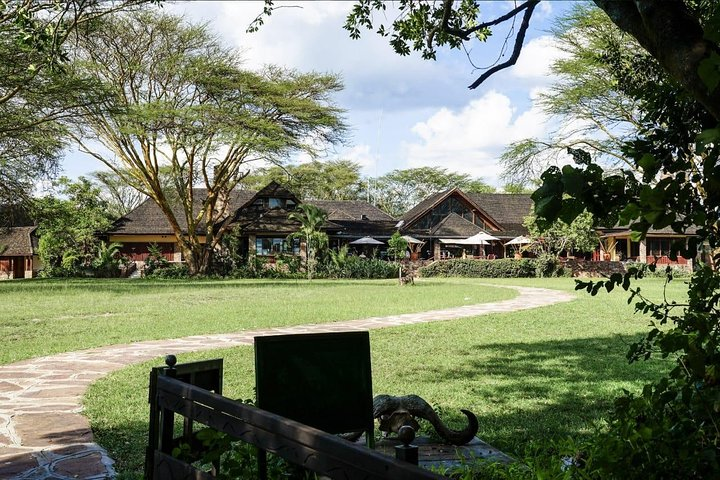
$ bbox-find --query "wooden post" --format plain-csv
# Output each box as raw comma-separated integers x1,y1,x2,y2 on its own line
159,355,177,455
394,426,419,466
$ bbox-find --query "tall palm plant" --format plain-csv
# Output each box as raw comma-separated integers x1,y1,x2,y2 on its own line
288,204,328,280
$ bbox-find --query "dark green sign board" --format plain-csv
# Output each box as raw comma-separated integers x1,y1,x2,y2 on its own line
254,331,374,438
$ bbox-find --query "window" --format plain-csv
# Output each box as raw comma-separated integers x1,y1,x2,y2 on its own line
256,237,300,255
269,198,283,209
647,238,673,257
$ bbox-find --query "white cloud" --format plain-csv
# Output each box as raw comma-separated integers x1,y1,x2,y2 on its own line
401,90,550,185
512,35,567,81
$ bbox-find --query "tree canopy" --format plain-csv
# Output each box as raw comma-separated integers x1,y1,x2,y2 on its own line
242,160,363,201
67,10,346,275
0,0,152,211
500,4,646,186
32,177,114,277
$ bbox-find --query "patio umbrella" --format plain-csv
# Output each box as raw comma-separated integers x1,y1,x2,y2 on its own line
349,236,384,245
458,232,494,257
401,235,424,244
453,237,489,245
463,231,500,243
504,235,533,245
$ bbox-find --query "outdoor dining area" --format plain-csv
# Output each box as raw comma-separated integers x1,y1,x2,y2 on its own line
435,233,533,260
344,232,536,262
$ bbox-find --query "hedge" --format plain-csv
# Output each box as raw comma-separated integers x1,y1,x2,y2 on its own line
418,258,567,278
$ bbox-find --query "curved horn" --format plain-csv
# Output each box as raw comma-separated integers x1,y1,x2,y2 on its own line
380,395,479,446
372,394,402,418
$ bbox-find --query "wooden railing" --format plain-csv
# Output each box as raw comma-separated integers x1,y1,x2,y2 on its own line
148,373,444,480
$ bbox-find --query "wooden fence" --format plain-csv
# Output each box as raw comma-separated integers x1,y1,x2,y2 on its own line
147,371,445,479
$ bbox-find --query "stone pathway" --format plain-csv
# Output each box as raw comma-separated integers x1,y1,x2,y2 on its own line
0,285,575,479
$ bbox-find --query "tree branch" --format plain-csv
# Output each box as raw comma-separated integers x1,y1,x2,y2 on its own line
468,0,539,90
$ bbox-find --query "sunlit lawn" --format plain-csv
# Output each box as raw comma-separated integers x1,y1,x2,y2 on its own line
82,276,687,477
0,277,515,364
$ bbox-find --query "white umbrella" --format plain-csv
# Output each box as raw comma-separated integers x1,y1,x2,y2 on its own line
455,237,489,245
439,238,482,244
464,231,500,243
349,236,384,245
401,235,424,245
505,235,533,246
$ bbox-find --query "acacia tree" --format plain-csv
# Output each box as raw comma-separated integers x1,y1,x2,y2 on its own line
0,1,153,210
500,4,647,185
288,204,328,280
242,159,363,200
68,11,345,275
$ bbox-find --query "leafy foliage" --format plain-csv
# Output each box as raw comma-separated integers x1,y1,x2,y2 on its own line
500,5,645,186
524,209,598,257
288,204,329,280
91,241,124,278
0,1,154,209
241,160,363,201
527,6,720,477
344,0,489,60
386,231,408,261
33,177,114,277
419,258,567,279
317,255,398,279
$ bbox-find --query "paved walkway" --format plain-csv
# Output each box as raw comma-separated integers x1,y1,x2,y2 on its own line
0,284,574,479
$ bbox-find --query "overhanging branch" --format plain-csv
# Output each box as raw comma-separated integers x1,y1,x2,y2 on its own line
467,0,539,90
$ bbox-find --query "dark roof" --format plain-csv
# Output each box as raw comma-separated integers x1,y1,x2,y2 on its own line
467,193,533,237
599,225,699,236
326,220,398,238
400,190,448,225
309,200,395,222
108,185,393,237
242,181,300,208
109,189,255,235
430,213,482,237
400,188,503,232
0,226,36,256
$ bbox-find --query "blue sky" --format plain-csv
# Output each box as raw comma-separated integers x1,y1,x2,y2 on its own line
61,1,580,188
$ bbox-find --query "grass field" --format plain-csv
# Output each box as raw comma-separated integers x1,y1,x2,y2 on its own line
81,276,687,477
0,277,515,364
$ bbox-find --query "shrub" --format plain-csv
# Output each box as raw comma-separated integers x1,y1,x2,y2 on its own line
143,243,170,276
419,258,538,278
229,256,304,280
318,256,398,279
145,263,189,279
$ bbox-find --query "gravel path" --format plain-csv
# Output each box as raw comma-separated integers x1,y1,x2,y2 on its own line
0,284,575,479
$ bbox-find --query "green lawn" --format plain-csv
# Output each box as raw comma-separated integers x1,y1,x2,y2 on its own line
0,277,515,364
83,276,687,477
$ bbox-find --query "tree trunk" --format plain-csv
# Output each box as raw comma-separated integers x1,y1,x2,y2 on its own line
594,0,720,121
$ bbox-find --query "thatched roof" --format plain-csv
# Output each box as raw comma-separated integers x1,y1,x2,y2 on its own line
429,213,482,237
108,185,393,238
309,200,394,222
466,193,533,238
400,188,503,231
399,191,448,225
0,226,37,256
109,189,255,235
